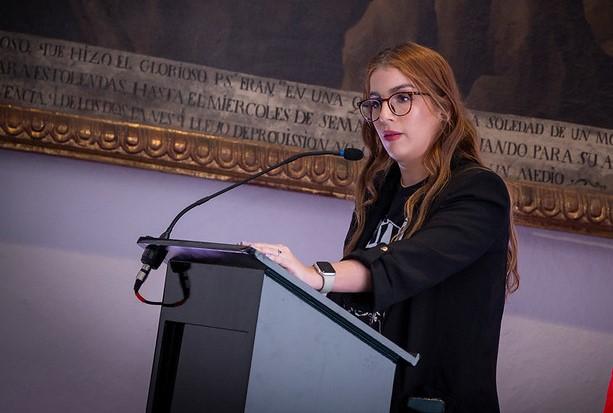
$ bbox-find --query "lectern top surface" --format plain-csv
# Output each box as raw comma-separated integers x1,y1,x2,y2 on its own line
137,236,266,269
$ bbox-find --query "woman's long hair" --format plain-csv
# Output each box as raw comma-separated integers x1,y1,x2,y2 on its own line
345,42,519,294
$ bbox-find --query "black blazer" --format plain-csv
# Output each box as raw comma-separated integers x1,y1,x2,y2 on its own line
329,159,510,413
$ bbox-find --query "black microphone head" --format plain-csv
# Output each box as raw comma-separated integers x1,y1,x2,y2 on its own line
341,148,364,161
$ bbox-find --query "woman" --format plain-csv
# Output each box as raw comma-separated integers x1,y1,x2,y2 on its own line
251,42,519,413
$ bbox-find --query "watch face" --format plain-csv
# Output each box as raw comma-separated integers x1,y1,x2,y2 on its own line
315,261,335,275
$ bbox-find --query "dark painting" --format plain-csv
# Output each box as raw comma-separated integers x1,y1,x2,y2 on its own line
2,0,612,129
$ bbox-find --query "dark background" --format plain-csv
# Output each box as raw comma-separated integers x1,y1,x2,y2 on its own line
2,0,612,129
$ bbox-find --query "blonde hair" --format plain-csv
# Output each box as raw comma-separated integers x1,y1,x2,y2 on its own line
345,42,519,294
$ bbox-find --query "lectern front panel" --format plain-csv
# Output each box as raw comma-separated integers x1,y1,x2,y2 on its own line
244,276,395,413
147,262,264,413
169,322,252,412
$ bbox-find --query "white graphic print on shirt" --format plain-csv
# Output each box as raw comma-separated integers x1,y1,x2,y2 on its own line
365,218,402,248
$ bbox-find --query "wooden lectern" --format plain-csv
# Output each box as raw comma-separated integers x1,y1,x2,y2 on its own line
139,237,419,413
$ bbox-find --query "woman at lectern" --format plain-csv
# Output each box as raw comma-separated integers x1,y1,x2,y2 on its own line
251,42,519,413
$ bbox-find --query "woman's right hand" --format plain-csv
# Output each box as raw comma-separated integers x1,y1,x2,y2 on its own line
246,242,324,290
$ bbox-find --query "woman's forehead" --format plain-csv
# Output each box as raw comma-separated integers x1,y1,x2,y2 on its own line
368,66,417,95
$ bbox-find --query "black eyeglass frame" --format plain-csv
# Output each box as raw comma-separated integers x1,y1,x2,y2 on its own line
358,91,430,122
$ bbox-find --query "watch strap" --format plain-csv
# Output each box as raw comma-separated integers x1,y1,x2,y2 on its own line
313,262,335,294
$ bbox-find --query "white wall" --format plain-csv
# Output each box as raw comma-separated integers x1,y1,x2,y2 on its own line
0,148,611,412
500,228,613,412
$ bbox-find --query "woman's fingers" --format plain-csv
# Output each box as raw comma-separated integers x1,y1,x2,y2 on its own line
244,242,304,274
244,242,289,258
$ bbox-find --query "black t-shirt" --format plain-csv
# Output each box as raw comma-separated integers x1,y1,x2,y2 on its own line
344,180,423,332
365,182,422,248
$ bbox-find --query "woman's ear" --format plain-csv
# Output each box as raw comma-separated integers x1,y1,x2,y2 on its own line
438,109,450,122
438,110,450,125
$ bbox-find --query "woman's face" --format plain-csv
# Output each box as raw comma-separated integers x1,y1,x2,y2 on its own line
368,66,443,168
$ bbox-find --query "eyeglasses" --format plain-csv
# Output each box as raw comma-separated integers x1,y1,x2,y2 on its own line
358,91,430,122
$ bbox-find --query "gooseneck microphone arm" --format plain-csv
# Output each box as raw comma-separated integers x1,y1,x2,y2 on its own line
134,147,363,306
161,148,363,240
164,150,339,239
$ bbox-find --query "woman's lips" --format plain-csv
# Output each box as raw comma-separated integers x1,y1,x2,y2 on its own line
383,131,402,141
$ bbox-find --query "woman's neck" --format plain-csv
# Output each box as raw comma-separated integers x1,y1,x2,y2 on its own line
398,162,428,187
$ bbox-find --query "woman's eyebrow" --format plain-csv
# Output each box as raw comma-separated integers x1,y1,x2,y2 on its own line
369,83,416,97
389,83,416,93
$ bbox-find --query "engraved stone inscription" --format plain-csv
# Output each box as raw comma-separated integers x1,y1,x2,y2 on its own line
474,111,612,191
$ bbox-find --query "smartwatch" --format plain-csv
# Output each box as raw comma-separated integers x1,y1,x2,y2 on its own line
313,261,336,294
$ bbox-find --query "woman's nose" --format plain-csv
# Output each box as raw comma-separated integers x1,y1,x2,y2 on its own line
378,100,395,122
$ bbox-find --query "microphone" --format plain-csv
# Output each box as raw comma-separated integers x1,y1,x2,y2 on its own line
340,147,364,161
134,147,363,304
